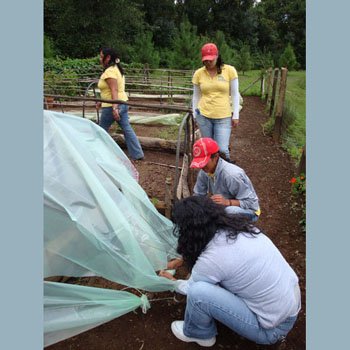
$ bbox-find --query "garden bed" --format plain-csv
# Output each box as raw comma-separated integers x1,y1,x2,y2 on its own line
47,96,305,350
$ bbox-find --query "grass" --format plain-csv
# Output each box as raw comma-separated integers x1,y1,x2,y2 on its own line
153,124,182,140
239,69,306,165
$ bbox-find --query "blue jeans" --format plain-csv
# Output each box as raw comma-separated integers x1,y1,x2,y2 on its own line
100,105,144,160
225,206,259,222
196,110,232,160
183,281,298,344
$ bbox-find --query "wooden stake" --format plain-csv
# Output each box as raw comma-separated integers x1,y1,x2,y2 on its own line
273,68,288,142
176,154,190,200
297,145,306,176
260,73,265,97
264,67,273,103
165,177,172,219
269,68,279,117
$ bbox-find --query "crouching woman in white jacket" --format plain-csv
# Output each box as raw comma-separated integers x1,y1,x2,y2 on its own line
160,196,301,347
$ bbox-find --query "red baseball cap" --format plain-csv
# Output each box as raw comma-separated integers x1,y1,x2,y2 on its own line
201,43,218,61
190,138,220,168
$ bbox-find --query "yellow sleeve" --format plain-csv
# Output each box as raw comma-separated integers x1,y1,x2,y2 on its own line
192,69,200,85
227,65,238,81
101,67,118,80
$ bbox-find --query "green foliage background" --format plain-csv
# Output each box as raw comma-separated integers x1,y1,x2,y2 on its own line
44,0,305,70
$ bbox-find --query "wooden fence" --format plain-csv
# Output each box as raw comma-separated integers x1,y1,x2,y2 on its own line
260,67,305,173
44,65,305,173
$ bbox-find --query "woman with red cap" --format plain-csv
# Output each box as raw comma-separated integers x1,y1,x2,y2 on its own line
192,43,240,161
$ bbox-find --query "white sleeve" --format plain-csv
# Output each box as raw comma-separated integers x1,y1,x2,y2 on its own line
192,84,201,117
174,270,218,295
230,78,239,119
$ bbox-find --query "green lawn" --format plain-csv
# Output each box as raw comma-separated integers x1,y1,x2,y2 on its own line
239,69,306,165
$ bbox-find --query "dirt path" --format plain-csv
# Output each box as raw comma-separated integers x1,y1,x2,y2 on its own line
47,96,305,350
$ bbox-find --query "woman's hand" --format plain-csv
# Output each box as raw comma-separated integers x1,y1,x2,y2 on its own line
96,102,102,110
232,118,239,128
167,258,184,270
113,107,120,121
159,270,177,281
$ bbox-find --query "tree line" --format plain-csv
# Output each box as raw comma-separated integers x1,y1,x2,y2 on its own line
44,0,305,70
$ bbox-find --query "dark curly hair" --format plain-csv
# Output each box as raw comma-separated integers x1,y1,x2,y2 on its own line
100,47,125,76
171,196,261,270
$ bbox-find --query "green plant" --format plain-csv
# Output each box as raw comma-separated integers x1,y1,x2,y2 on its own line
153,125,179,140
291,173,306,195
150,198,160,205
290,173,306,233
279,43,300,71
235,44,252,75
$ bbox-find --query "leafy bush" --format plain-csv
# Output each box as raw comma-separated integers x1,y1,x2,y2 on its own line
290,174,306,233
129,31,160,68
44,56,100,74
215,31,236,65
44,34,55,59
168,18,203,69
279,43,299,70
44,70,78,96
235,44,252,75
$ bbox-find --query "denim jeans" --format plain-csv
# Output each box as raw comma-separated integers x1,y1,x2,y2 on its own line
183,281,298,344
196,110,232,160
100,105,144,160
225,206,259,222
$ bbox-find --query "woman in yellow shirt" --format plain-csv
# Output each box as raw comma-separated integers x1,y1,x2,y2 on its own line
192,43,240,161
97,47,144,160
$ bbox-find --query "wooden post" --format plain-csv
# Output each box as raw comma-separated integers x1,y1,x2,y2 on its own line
269,68,279,117
264,67,273,103
167,71,171,99
145,63,150,86
165,177,172,219
260,72,265,97
176,154,190,200
297,145,306,176
273,67,288,142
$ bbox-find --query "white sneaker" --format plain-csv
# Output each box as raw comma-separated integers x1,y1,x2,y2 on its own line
171,321,216,347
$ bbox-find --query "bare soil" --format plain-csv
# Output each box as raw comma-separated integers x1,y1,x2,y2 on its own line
47,96,305,350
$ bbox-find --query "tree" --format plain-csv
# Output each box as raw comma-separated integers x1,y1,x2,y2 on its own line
168,19,203,69
44,34,55,58
279,43,299,70
254,0,305,68
44,0,146,59
214,31,236,66
140,0,177,48
130,31,160,68
235,44,252,75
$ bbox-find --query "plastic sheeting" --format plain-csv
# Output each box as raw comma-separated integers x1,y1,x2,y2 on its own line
44,281,149,347
44,110,179,345
67,111,183,125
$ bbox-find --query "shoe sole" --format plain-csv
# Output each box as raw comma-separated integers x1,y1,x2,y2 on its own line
171,322,216,347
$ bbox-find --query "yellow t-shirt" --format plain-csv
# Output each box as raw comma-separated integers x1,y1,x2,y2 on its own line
98,66,128,107
192,64,238,119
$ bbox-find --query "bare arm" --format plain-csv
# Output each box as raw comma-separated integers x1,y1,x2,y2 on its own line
105,77,120,121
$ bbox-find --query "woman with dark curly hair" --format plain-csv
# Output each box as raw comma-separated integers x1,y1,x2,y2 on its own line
160,196,300,347
96,47,144,160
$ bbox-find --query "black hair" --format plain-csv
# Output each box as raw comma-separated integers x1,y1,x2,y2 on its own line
210,151,230,162
171,196,261,270
216,54,224,74
100,47,125,76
